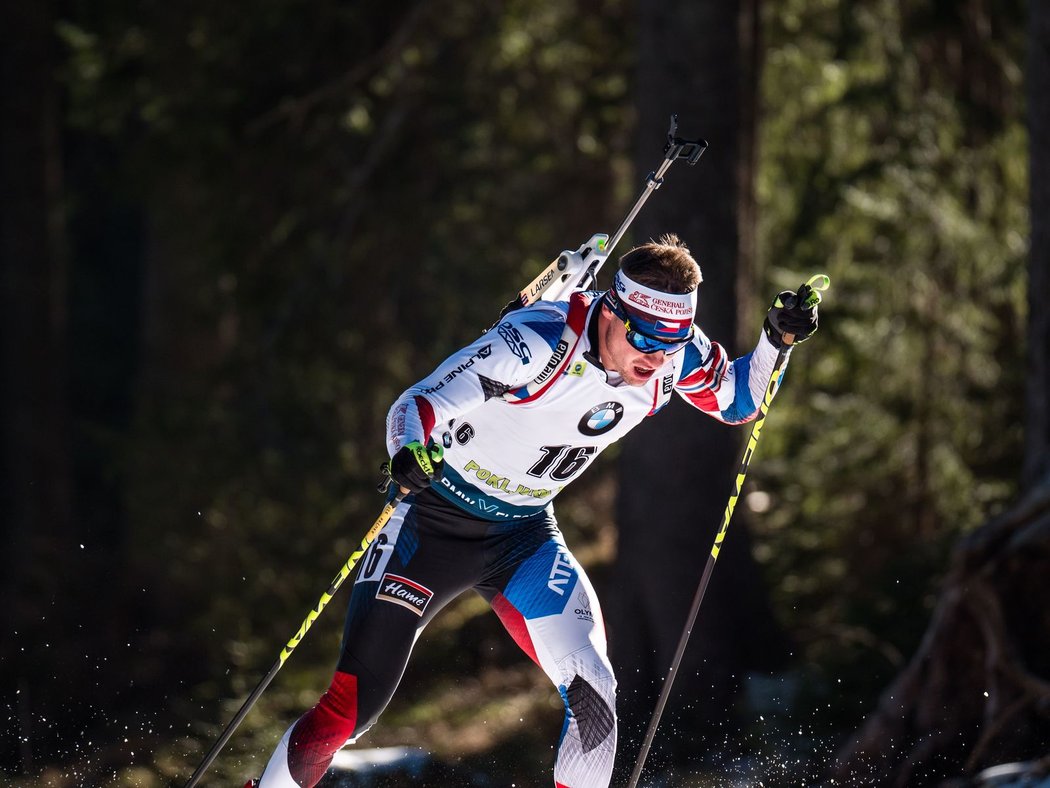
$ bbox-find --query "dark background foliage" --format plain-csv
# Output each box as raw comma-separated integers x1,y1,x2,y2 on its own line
1,0,1042,786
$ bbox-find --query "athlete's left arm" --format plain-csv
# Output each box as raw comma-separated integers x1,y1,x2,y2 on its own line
673,328,783,424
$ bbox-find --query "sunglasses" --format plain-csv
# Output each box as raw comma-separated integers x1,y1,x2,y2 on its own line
606,295,694,355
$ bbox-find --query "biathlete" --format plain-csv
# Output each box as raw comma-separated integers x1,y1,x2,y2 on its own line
249,233,818,788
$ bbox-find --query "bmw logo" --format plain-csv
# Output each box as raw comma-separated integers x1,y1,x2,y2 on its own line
578,401,625,436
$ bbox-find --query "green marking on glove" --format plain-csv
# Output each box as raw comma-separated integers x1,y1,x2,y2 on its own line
772,275,827,310
406,441,435,476
802,274,831,308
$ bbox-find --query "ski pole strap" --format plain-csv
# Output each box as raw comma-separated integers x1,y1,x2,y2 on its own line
802,273,831,307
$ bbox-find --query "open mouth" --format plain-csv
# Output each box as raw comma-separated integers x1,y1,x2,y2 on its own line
633,365,656,381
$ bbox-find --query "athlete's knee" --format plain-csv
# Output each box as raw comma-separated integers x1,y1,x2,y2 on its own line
552,659,617,788
562,659,617,752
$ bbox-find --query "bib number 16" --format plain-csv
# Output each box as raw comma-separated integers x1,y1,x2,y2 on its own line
527,445,596,482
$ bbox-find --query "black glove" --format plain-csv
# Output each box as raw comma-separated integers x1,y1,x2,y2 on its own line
763,285,819,348
387,440,444,494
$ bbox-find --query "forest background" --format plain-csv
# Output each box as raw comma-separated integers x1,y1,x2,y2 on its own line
3,0,1048,786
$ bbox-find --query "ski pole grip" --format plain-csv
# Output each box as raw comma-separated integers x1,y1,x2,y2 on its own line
802,274,831,308
780,274,829,348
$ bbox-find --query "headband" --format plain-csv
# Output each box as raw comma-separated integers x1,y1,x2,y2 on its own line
611,269,697,339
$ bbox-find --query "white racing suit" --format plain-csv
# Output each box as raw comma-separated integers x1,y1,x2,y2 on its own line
258,291,783,788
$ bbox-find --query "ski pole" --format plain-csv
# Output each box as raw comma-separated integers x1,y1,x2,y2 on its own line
603,114,707,269
626,275,830,788
183,487,408,788
513,114,707,310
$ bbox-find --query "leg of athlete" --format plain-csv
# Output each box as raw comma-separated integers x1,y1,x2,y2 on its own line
479,519,617,788
256,492,485,787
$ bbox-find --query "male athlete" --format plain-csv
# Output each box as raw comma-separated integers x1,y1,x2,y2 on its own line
251,234,818,788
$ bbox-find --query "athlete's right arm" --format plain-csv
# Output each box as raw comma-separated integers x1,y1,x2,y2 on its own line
385,305,567,455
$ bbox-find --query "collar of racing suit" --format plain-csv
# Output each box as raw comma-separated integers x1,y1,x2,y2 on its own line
583,297,608,378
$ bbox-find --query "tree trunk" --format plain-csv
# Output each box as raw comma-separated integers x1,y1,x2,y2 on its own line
609,0,789,779
834,2,1050,783
0,0,72,772
1026,0,1050,491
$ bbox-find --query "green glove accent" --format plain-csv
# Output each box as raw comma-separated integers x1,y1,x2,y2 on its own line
384,440,446,494
800,274,831,309
407,441,442,477
765,274,830,348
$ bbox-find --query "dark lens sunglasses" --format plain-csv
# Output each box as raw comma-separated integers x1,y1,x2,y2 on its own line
606,295,693,355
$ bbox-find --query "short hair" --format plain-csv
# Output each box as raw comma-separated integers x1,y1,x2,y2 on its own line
618,233,702,294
